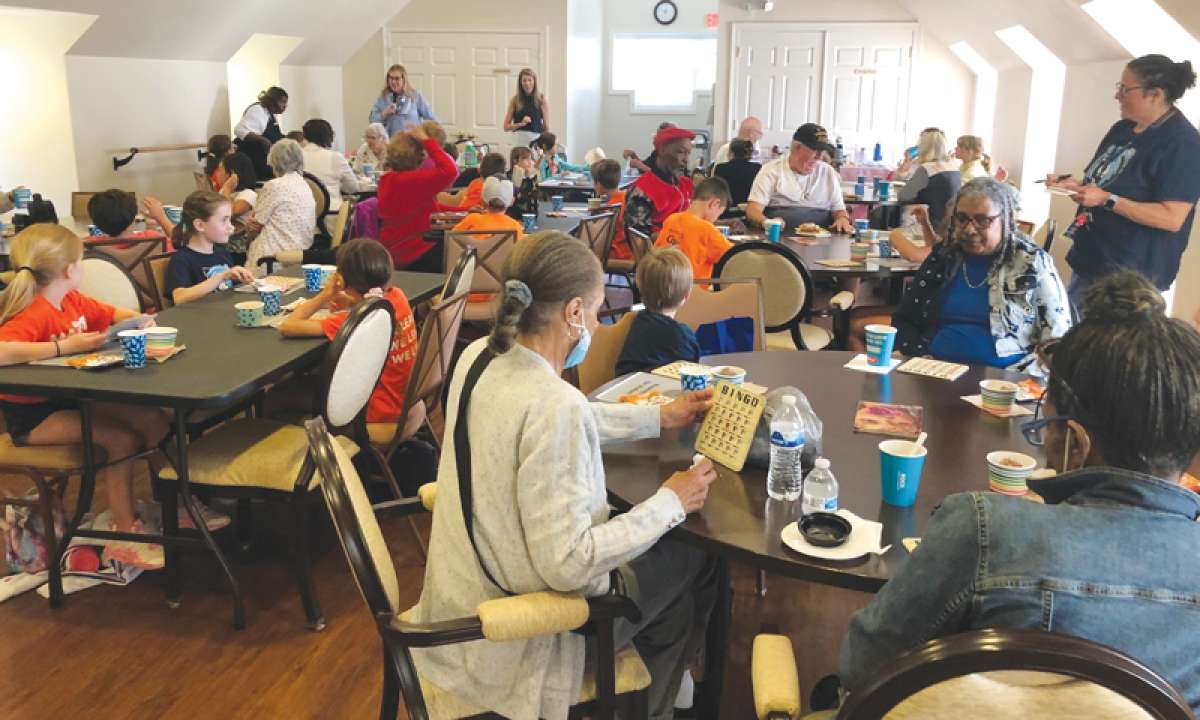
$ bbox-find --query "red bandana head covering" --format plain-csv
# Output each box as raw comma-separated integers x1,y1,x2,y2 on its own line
653,127,697,149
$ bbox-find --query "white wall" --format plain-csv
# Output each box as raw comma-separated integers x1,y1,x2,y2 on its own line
341,30,386,145
566,0,604,164
281,65,346,151
65,56,230,206
0,7,95,215
908,28,975,151
990,68,1032,187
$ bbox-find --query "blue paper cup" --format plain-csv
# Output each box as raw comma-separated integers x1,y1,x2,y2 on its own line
118,330,147,369
878,181,892,198
522,213,536,233
856,175,866,184
680,367,709,393
864,324,897,366
879,439,927,507
854,219,871,236
302,264,323,292
878,236,891,258
718,226,730,238
236,301,264,327
259,288,282,316
854,182,866,198
764,219,783,243
13,188,31,210
362,163,375,177
87,225,104,237
552,196,564,212
320,265,337,288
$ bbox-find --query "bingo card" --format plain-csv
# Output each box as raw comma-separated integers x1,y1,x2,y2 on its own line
695,381,766,472
651,361,712,381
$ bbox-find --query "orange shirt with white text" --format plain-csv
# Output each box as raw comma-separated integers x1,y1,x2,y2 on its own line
654,211,733,280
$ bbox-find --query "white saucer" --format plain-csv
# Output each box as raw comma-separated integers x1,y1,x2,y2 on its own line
780,509,883,561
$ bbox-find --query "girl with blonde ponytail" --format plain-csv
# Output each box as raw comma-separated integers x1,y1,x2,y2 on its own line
0,224,171,569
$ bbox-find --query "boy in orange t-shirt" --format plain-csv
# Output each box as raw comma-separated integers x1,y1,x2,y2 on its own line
654,177,733,281
436,153,507,210
453,176,523,240
592,159,630,259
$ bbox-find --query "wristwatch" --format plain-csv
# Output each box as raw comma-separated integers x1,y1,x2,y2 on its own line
1104,193,1120,211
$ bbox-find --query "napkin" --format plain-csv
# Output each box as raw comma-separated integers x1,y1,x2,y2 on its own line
780,508,885,560
961,395,1034,417
844,353,901,375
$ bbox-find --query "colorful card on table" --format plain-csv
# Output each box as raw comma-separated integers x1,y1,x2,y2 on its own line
895,357,969,381
695,381,765,472
853,401,924,439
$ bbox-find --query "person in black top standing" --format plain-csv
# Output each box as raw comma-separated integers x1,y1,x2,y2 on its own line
714,139,761,212
234,86,288,181
504,68,549,152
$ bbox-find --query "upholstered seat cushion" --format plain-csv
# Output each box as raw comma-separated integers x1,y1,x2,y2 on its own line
885,671,1153,719
414,645,650,718
766,324,832,351
159,419,358,491
366,401,427,446
0,433,107,471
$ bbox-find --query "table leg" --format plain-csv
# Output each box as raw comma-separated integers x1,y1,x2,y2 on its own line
49,400,98,608
172,408,246,630
696,559,732,720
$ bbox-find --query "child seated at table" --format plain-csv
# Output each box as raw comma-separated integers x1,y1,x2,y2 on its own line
592,159,630,260
215,152,259,266
437,153,506,210
163,191,254,305
616,247,700,377
0,224,171,569
654,177,733,282
87,188,176,247
453,176,523,240
507,146,539,221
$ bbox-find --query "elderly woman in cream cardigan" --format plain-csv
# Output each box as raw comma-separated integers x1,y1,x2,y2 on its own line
407,231,719,720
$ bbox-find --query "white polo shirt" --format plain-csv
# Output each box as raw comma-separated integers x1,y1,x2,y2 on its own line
748,157,845,213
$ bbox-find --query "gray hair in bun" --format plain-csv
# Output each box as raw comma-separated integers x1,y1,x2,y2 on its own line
487,231,603,354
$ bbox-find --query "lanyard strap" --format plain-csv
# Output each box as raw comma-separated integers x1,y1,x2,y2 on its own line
453,347,515,596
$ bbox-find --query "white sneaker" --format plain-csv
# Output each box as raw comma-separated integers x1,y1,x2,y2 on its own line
178,497,231,531
102,520,165,570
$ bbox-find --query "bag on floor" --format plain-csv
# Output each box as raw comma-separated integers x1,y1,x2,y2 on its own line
1,492,67,575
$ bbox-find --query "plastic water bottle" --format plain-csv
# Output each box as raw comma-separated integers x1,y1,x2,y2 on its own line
463,140,478,167
802,458,839,515
873,142,883,162
767,396,805,501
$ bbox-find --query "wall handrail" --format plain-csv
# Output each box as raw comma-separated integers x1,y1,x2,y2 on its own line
113,143,208,171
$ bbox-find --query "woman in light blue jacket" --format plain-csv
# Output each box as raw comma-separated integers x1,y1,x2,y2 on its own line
369,64,438,137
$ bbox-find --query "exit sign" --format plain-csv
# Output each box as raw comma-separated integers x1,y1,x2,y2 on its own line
705,13,720,27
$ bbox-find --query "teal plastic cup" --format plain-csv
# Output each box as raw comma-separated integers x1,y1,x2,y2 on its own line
864,324,897,366
879,439,927,507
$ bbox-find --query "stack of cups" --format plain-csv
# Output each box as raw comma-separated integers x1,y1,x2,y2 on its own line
763,218,784,243
986,451,1037,496
979,380,1019,415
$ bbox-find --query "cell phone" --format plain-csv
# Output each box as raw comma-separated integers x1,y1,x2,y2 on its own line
907,147,918,159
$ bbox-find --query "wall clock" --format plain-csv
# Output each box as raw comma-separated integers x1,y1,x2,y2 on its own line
654,0,679,25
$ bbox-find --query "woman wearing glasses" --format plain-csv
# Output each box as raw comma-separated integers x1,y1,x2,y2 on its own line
891,177,1071,371
838,271,1200,714
369,64,439,138
1046,55,1199,315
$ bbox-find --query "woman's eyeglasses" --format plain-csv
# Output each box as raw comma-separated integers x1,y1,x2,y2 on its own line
1021,393,1067,447
1115,83,1143,95
1021,338,1080,447
952,213,1001,231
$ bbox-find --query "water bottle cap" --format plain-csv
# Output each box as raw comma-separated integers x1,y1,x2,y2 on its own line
782,395,797,405
815,458,830,469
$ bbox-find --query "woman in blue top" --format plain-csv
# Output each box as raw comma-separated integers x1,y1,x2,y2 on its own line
369,64,438,138
892,177,1072,372
1047,55,1200,313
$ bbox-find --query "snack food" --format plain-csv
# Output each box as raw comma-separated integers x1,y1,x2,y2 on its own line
797,222,825,235
619,390,672,406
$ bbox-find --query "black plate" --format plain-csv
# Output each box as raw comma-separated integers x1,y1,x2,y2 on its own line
797,512,852,548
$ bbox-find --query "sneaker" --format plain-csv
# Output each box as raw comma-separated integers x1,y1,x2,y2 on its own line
178,497,232,531
102,520,165,570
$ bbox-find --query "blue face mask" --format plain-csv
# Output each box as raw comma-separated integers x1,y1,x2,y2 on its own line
563,321,591,369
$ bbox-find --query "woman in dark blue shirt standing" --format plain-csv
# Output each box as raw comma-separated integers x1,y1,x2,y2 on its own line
1048,55,1200,313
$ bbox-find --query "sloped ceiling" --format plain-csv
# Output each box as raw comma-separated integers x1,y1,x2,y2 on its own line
0,0,410,65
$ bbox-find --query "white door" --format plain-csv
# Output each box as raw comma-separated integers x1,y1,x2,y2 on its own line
822,28,915,157
730,29,824,153
389,31,542,156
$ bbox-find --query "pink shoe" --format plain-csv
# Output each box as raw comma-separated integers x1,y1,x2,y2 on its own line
178,497,231,531
102,520,164,570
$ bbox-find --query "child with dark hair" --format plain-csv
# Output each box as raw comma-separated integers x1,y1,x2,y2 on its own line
591,159,630,259
616,246,699,376
654,177,733,281
532,132,588,179
164,191,254,305
217,152,258,266
204,134,233,190
86,188,177,249
439,152,507,210
507,147,539,221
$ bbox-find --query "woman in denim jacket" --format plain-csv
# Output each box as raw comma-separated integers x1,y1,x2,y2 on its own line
840,272,1200,714
892,178,1071,372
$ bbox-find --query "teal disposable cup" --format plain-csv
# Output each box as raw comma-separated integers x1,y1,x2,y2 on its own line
764,219,783,242
879,440,927,507
864,324,897,366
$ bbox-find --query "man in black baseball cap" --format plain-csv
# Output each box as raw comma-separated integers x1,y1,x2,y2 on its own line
745,122,853,234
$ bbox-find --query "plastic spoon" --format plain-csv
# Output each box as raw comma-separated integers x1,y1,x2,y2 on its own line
910,432,927,457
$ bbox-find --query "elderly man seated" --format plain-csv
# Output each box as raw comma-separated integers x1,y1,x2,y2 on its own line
713,116,763,164
746,123,854,234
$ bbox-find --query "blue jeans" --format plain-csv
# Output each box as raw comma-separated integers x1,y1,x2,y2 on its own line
1066,274,1090,321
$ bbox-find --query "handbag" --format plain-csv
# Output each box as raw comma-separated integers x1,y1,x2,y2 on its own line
695,316,755,356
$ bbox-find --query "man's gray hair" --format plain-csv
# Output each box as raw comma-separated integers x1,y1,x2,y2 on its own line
268,139,305,175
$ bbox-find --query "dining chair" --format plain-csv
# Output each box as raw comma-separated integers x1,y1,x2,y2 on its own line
193,170,212,192
1042,218,1058,254
303,172,332,241
577,309,638,396
443,229,518,324
674,278,766,351
71,192,97,220
713,242,853,351
86,235,170,310
155,298,396,630
304,416,650,720
142,253,174,311
439,246,477,302
615,228,654,303
79,251,143,313
752,629,1193,720
574,211,618,268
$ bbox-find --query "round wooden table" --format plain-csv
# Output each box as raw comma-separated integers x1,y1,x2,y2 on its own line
599,350,1042,593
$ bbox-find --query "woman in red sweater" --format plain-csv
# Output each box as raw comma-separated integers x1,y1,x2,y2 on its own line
378,124,459,271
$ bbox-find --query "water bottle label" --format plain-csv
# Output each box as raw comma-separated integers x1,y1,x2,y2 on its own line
770,429,804,448
802,495,838,514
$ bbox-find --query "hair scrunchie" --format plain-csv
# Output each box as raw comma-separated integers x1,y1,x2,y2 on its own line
504,279,532,309
16,266,35,276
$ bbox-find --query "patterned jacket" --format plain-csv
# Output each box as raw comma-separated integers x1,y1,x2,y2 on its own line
891,234,1071,373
